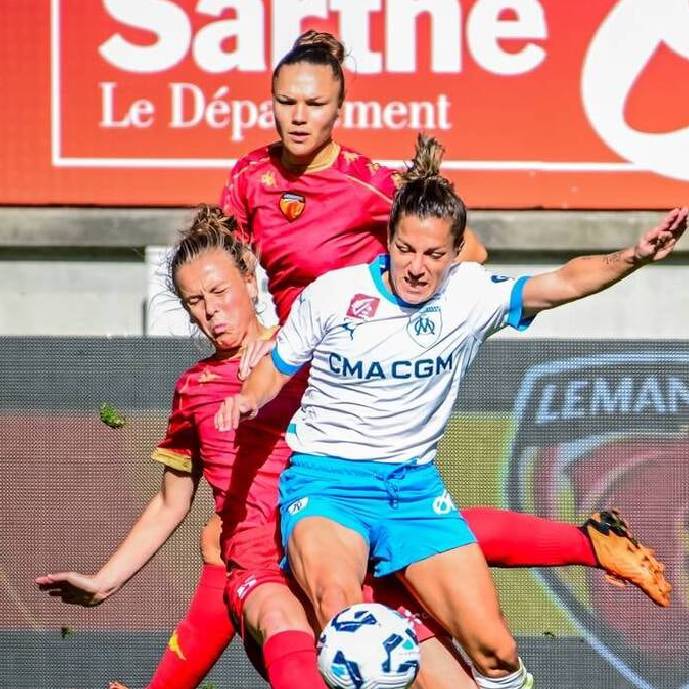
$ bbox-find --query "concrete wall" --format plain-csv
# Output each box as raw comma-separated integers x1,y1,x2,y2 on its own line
1,208,687,338
0,250,147,336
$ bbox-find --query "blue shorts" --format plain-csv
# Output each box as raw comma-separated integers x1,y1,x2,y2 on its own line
278,454,476,577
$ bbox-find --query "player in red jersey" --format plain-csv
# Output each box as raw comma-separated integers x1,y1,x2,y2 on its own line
226,26,667,571
36,209,330,689
36,207,478,689
219,28,669,604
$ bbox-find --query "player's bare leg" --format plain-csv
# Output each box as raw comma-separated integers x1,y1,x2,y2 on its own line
242,581,328,689
243,581,313,643
413,637,477,689
403,543,532,689
287,516,369,628
199,513,223,566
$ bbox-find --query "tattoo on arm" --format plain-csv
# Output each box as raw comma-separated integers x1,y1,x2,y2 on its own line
604,251,624,265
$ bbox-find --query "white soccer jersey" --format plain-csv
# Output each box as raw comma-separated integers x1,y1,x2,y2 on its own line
271,255,532,463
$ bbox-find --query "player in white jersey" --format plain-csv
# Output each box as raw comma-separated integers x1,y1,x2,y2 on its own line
271,255,529,465
216,134,687,689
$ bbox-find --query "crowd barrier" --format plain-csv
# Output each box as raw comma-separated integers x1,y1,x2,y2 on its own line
1,338,687,689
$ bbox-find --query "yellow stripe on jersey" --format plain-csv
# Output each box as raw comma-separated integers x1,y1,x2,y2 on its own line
151,448,193,473
343,172,394,205
167,629,187,660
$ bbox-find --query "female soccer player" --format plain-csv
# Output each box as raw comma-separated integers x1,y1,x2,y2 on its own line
220,28,669,604
115,28,668,689
35,209,323,688
35,206,478,689
220,134,687,689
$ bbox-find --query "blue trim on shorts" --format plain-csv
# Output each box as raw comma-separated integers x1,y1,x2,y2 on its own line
289,453,425,473
271,348,302,375
506,276,535,331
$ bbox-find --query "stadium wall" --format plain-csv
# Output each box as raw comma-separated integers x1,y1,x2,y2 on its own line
1,208,688,338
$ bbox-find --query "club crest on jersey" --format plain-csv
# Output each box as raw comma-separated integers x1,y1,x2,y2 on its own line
505,351,689,689
279,192,305,221
407,305,442,347
346,294,380,320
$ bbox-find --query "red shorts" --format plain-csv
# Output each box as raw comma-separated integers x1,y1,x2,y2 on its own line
224,523,446,643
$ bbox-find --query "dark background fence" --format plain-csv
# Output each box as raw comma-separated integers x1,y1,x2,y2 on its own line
2,338,687,689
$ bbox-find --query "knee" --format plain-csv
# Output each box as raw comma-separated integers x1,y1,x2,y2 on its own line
258,606,308,639
314,581,362,626
200,516,223,566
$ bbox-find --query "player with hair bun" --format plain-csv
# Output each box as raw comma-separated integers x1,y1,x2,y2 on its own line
116,27,667,689
36,206,336,689
221,26,669,622
220,133,686,689
39,204,484,689
55,28,670,689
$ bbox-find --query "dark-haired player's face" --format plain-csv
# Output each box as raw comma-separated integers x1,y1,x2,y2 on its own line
387,215,459,304
273,62,341,165
176,249,259,354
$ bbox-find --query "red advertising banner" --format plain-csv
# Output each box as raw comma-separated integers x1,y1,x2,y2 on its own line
2,0,689,208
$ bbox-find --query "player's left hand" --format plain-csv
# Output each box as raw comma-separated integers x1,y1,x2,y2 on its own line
633,207,687,263
35,571,113,607
214,393,258,431
238,336,276,380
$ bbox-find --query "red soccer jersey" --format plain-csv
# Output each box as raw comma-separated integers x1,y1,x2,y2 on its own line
220,142,399,322
152,354,303,562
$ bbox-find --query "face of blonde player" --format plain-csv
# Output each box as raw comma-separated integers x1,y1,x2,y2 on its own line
272,62,342,166
387,214,460,305
175,249,260,355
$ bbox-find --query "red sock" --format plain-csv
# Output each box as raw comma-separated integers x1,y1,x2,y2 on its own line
463,506,598,568
147,563,235,689
262,630,328,689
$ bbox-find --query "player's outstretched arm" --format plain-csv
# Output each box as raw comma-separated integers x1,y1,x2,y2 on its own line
35,467,197,607
521,207,687,317
215,354,291,431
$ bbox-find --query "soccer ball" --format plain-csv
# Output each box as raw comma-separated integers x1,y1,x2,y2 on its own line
317,603,421,689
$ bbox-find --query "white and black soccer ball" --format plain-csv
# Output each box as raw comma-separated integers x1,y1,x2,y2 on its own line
317,603,421,689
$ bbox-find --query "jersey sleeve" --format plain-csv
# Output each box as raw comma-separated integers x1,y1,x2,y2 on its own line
219,159,251,242
456,264,534,340
370,163,400,200
270,280,329,375
151,379,199,473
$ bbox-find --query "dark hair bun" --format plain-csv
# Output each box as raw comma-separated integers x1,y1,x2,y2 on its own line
293,30,345,65
402,133,445,183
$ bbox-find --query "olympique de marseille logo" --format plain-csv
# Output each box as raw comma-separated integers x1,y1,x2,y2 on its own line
407,306,442,348
504,351,689,689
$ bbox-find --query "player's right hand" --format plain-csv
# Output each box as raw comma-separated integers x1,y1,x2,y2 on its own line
35,572,113,607
214,394,258,431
